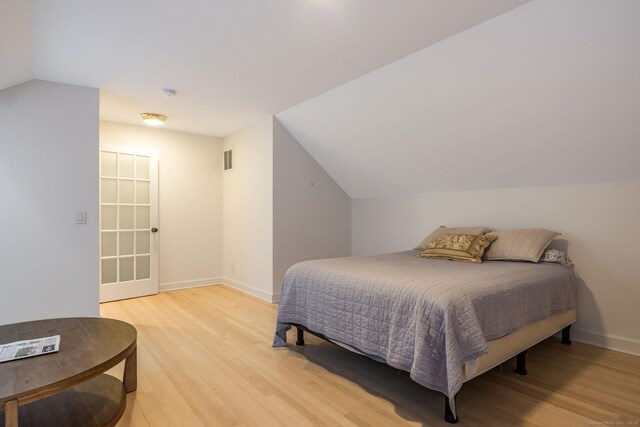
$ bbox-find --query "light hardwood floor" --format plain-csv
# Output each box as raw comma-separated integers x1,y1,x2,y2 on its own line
101,285,640,427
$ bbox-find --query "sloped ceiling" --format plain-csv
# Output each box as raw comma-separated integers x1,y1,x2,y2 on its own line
277,0,640,199
1,0,530,137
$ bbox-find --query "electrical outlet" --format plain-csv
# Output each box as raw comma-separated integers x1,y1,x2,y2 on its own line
231,264,235,274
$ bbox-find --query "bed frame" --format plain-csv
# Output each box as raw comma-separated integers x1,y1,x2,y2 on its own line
290,309,576,424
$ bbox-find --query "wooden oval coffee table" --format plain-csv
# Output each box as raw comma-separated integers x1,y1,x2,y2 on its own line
0,317,137,427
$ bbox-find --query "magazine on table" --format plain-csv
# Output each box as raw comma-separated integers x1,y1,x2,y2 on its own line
0,335,61,363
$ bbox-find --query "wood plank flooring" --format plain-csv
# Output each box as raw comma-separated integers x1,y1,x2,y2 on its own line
100,285,640,426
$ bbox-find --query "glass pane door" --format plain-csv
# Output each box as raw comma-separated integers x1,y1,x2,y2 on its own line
100,146,158,302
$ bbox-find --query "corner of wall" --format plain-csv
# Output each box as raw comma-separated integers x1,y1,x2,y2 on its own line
272,118,351,294
222,117,275,297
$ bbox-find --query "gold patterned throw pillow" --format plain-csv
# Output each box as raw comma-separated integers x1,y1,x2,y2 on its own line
418,234,497,263
416,225,492,250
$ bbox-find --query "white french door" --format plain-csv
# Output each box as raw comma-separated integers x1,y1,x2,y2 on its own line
99,145,159,302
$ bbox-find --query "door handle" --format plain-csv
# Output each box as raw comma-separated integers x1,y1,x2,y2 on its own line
151,227,159,233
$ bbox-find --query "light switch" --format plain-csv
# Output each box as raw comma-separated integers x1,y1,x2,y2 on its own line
76,211,86,224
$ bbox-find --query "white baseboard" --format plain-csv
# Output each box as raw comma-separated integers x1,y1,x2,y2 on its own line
222,278,278,303
159,278,223,292
572,328,640,356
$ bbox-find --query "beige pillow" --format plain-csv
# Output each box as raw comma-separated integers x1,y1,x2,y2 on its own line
416,225,492,250
418,234,497,263
484,228,560,262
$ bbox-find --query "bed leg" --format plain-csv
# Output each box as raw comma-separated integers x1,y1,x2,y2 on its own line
444,394,459,424
562,325,572,345
515,350,528,375
296,327,305,346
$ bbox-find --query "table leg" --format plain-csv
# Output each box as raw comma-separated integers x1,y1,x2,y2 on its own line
4,399,18,427
123,346,137,392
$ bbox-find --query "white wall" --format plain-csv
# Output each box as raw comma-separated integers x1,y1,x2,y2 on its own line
0,80,99,324
99,121,223,290
222,118,274,301
272,118,351,297
352,180,640,355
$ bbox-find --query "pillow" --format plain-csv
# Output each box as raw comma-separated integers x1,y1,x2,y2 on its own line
484,228,560,262
418,234,497,263
416,225,492,250
540,248,574,267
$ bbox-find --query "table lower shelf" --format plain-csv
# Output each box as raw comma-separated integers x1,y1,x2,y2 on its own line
1,374,127,427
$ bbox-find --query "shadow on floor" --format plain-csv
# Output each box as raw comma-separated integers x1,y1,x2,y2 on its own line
283,328,603,426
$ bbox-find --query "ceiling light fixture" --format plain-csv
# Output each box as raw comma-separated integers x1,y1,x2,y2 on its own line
141,113,167,126
161,88,176,97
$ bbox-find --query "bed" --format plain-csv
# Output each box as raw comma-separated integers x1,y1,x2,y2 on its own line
273,249,577,423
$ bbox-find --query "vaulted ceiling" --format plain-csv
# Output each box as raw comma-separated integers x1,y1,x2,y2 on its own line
3,1,637,200
1,0,529,137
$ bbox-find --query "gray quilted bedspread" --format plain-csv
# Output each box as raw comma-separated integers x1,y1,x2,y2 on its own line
273,250,576,402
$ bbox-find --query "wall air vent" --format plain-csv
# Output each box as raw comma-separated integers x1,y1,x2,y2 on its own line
224,149,233,171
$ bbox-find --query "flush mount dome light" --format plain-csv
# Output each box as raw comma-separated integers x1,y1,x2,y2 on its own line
141,113,167,126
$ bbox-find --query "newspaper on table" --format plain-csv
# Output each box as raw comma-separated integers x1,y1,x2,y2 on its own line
0,335,61,363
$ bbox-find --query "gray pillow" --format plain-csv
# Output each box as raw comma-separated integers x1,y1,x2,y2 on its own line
484,228,560,262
